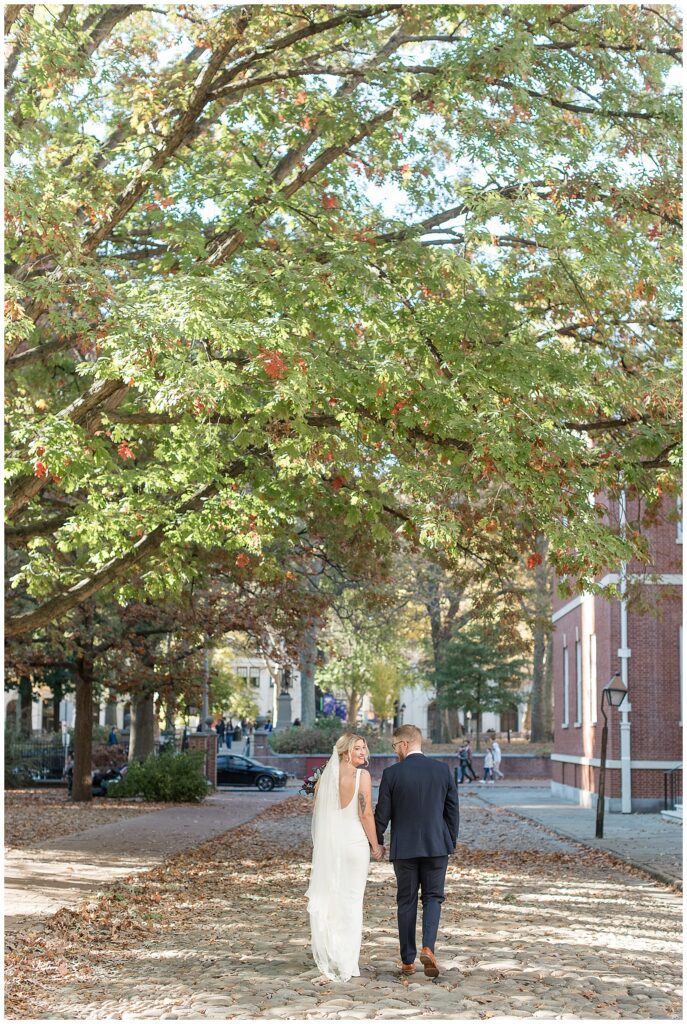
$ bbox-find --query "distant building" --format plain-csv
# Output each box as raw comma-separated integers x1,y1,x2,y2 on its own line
230,654,302,725
550,495,682,813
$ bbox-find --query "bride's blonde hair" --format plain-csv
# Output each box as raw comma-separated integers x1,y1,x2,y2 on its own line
335,732,369,763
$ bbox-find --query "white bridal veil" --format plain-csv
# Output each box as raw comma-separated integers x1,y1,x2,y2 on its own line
305,745,346,980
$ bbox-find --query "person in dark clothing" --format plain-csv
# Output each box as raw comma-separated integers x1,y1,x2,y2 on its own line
107,727,118,746
374,724,459,979
458,741,477,783
216,717,226,747
464,739,477,780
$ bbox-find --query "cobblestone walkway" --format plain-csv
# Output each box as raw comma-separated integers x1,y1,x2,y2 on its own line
5,793,682,1020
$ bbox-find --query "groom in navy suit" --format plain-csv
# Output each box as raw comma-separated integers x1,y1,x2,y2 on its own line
374,723,459,978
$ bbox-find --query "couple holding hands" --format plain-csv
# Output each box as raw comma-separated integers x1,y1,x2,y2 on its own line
306,724,459,982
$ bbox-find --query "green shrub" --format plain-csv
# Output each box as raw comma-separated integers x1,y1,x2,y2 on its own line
107,749,208,802
269,719,393,754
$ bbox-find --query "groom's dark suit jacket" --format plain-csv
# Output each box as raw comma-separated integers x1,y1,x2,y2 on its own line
374,753,459,860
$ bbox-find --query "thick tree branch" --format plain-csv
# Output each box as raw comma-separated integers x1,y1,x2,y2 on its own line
5,457,259,638
5,513,71,543
4,5,26,34
492,78,665,120
5,378,130,520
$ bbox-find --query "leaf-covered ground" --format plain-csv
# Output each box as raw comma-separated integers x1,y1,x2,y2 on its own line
3,789,189,849
4,791,682,1020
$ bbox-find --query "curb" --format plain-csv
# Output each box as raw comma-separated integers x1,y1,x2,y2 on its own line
473,792,683,892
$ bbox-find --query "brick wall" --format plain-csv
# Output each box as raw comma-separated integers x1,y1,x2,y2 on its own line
254,752,551,782
551,495,682,807
188,733,217,787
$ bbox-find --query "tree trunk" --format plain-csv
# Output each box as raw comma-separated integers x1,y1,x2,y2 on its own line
18,676,33,737
51,678,64,733
165,689,176,732
542,631,554,740
529,536,554,742
347,688,360,727
72,655,94,802
299,620,318,727
444,707,460,741
530,621,548,741
128,689,156,761
426,579,449,743
104,692,118,727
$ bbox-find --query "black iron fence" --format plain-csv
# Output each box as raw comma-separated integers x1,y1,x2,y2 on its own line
663,764,682,811
6,739,67,781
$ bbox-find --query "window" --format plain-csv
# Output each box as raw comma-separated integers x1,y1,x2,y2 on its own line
677,496,683,544
589,634,597,725
237,666,248,681
562,641,569,728
574,640,583,726
250,667,261,688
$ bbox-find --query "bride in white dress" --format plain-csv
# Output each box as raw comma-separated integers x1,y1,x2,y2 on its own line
306,733,384,981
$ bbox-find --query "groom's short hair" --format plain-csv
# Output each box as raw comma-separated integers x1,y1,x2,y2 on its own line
394,724,422,746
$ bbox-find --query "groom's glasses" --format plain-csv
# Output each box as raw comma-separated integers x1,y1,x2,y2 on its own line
391,740,406,750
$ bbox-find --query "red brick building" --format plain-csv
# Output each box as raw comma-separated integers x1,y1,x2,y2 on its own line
551,495,682,813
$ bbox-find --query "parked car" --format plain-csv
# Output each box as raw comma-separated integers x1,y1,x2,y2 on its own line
216,754,287,791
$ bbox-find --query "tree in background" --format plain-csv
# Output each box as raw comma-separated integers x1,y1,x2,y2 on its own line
210,649,259,723
366,659,408,731
433,623,529,751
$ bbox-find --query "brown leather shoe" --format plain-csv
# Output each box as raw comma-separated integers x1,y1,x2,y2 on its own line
400,961,416,975
419,946,439,978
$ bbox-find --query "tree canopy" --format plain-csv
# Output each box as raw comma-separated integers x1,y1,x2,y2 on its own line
5,3,682,641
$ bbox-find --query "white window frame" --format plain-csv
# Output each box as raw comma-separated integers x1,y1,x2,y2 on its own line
562,640,569,728
589,633,598,725
237,666,248,680
677,496,683,544
574,639,583,727
249,667,261,689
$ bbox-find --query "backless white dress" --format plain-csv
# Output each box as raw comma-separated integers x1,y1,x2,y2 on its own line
306,764,370,981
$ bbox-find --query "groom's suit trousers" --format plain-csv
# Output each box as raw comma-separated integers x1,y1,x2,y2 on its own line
393,855,448,965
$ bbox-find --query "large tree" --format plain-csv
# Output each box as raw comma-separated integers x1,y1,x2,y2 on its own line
434,622,529,751
5,4,682,646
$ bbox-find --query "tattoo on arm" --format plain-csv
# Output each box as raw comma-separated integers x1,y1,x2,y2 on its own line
358,791,367,814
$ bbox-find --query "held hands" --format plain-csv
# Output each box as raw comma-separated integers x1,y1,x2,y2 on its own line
371,845,385,862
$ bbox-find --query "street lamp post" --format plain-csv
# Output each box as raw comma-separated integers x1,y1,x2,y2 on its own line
595,672,628,839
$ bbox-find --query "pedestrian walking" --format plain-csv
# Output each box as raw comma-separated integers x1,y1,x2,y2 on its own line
491,738,504,780
107,726,118,746
216,717,226,748
464,739,477,780
458,742,476,783
480,746,495,784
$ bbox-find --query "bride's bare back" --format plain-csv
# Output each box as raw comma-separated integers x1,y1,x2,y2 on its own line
339,769,358,809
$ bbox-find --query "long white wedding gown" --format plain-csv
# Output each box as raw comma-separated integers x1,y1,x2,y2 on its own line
306,761,370,981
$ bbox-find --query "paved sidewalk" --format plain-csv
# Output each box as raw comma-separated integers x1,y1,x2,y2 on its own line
471,784,683,888
7,795,682,1020
4,789,292,932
